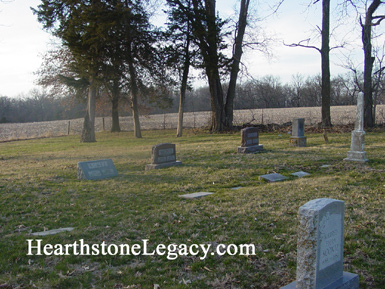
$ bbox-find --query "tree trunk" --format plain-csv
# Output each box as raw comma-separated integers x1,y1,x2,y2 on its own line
81,82,96,142
362,8,376,128
224,0,250,129
176,52,190,137
128,60,142,138
177,26,191,138
321,0,332,127
205,0,225,132
207,68,225,132
111,92,121,132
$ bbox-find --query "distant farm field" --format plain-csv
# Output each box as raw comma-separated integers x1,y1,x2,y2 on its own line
1,105,385,141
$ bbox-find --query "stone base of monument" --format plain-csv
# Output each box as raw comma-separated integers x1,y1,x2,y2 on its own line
344,151,368,163
281,271,359,289
344,130,368,162
289,136,307,147
145,161,182,170
237,144,263,153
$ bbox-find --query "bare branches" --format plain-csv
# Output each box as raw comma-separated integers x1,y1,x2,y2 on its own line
283,39,321,53
372,15,385,26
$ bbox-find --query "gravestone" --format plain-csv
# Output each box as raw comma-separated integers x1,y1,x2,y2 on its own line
77,159,118,180
259,173,288,182
179,192,214,199
31,227,74,236
237,127,263,153
145,143,182,170
291,171,311,178
345,92,368,163
281,198,359,289
290,118,307,147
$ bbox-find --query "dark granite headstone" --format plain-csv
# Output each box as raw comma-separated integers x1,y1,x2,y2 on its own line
238,127,263,153
77,159,118,180
145,143,182,170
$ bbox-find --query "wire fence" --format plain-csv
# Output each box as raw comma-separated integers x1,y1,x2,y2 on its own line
1,105,385,141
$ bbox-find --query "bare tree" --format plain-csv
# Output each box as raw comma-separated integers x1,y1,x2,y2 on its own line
360,0,385,127
224,0,251,128
285,0,344,127
372,42,385,118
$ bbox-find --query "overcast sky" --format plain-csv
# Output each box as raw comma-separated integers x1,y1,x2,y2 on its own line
0,0,384,98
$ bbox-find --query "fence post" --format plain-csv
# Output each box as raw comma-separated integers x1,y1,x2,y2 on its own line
67,121,71,135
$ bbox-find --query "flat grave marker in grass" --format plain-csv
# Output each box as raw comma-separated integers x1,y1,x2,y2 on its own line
259,173,288,182
178,192,214,199
291,171,311,178
145,143,182,170
237,127,264,153
281,198,359,289
77,159,118,180
31,227,74,236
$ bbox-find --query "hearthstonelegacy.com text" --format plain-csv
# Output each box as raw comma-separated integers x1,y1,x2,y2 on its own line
27,239,257,260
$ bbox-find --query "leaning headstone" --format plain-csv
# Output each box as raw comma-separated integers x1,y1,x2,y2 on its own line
259,173,288,182
290,118,307,147
237,127,263,153
179,192,214,199
145,143,182,170
281,198,359,289
77,159,118,180
345,92,368,163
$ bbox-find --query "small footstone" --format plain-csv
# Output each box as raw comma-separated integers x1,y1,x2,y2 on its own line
291,171,311,178
31,227,74,236
259,173,288,182
179,192,214,199
320,164,331,168
231,186,243,190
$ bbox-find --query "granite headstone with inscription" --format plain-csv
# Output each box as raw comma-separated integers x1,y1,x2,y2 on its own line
290,118,307,147
145,143,182,170
237,127,263,153
281,198,359,289
77,159,118,180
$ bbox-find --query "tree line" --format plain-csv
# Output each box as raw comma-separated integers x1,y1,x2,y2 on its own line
2,71,382,124
3,0,382,140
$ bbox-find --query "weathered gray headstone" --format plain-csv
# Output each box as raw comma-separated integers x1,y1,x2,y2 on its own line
259,173,288,182
237,127,263,153
179,192,214,199
77,159,118,180
281,198,359,289
345,92,368,163
290,118,307,147
145,143,182,170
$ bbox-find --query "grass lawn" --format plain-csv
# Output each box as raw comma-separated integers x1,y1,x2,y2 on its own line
0,129,384,288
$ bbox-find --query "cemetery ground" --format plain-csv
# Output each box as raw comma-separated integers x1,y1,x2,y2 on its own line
0,129,384,289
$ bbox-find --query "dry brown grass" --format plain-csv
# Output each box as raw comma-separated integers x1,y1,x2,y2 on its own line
1,105,385,141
